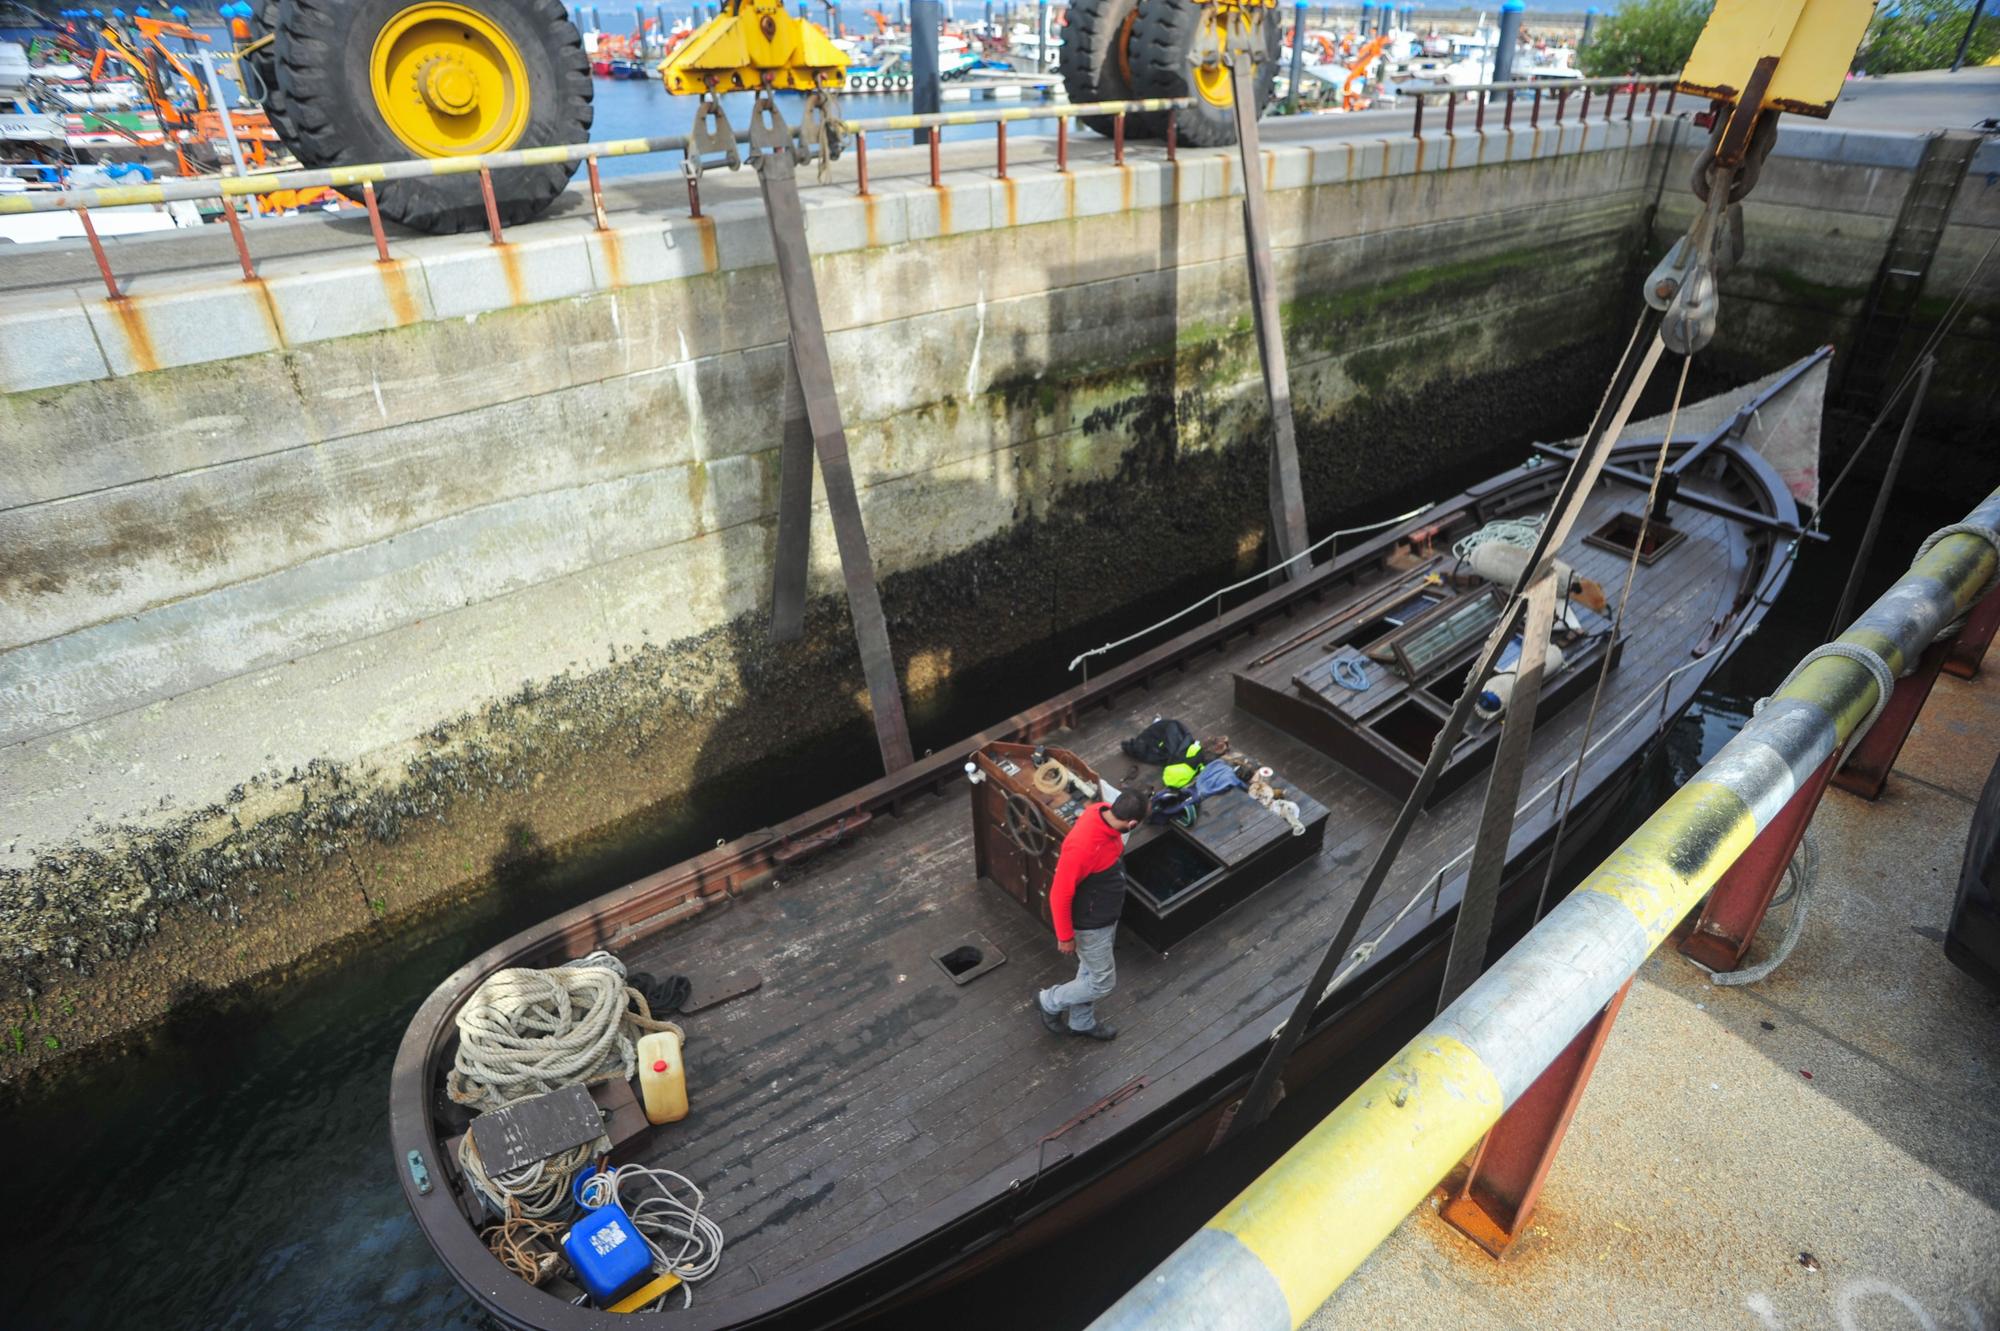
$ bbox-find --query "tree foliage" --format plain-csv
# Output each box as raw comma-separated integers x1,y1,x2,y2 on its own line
1855,1,2000,76
1576,0,1713,78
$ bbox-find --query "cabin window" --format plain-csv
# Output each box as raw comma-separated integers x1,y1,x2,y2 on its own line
1345,592,1444,649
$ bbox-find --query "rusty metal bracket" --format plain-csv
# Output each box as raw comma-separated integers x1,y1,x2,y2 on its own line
1228,50,1310,578
1946,583,2000,680
688,95,742,176
1831,639,1953,801
1439,979,1631,1255
1680,749,1838,973
754,141,915,773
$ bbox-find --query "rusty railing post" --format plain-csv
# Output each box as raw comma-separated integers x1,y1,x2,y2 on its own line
996,119,1007,178
1831,641,1956,801
929,126,941,186
1666,85,1678,114
1057,114,1069,172
1413,92,1424,138
1445,93,1456,136
1503,87,1514,130
478,166,504,243
1579,87,1590,122
1114,110,1125,165
221,195,257,279
1167,107,1177,161
77,206,121,299
1647,80,1659,115
1627,81,1638,120
1945,583,2000,679
362,180,392,262
1438,980,1632,1255
855,130,870,195
1679,752,1840,974
586,156,609,230
1531,86,1542,127
1557,87,1570,124
1475,89,1486,133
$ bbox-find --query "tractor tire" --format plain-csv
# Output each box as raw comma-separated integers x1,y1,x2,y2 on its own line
1125,0,1278,148
1058,0,1162,139
247,0,298,145
271,0,592,234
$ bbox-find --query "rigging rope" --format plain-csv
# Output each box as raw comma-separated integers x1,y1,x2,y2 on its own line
447,950,683,1113
1066,503,1437,673
577,1164,727,1309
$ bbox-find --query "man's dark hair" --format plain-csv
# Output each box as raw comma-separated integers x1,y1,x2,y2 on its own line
1111,790,1149,824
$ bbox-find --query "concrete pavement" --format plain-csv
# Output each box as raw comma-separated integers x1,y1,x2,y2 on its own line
1306,644,2000,1331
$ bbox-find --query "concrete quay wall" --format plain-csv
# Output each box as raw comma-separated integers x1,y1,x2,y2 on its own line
0,108,1912,1079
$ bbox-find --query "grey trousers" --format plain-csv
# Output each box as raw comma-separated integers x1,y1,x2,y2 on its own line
1038,924,1118,1031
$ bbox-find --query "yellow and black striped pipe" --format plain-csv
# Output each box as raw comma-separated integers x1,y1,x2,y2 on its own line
1090,489,2000,1331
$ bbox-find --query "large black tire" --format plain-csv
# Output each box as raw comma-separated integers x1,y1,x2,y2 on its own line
1125,0,1278,148
1058,0,1159,138
246,0,298,146
271,0,592,234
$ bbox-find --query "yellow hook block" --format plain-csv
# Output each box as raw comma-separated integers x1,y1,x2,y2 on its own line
662,0,849,94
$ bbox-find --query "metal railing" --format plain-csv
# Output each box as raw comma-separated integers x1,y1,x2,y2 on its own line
0,72,1686,301
1084,488,2000,1331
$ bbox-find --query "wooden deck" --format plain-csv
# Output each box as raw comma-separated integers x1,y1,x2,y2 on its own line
602,481,1745,1304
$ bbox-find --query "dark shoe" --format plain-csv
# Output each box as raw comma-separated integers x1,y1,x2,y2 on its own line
1068,1023,1117,1042
1037,1002,1063,1034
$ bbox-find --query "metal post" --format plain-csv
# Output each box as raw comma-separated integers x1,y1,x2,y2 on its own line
1036,0,1048,70
995,119,1007,177
1680,751,1839,974
928,128,941,185
1558,87,1571,123
1113,110,1124,164
1832,642,1955,801
911,0,940,144
854,129,870,194
1437,578,1558,1012
1412,92,1423,137
754,143,916,772
363,181,392,262
1166,108,1176,160
1440,980,1630,1254
1229,51,1311,579
1503,87,1513,129
1492,0,1522,84
220,196,256,279
200,51,254,218
1287,0,1306,113
1953,0,1988,72
478,166,505,243
1580,4,1595,50
1444,93,1455,135
1945,584,2000,679
1057,114,1068,171
1832,358,1934,634
78,207,121,299
1531,85,1542,127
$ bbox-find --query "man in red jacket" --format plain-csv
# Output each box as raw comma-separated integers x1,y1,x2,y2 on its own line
1037,789,1149,1041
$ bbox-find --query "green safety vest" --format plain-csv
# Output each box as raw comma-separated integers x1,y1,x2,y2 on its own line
1161,740,1204,789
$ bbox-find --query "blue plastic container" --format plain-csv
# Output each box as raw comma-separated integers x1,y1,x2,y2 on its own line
563,1203,654,1305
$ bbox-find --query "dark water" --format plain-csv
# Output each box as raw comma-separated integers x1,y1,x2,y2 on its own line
0,418,1973,1331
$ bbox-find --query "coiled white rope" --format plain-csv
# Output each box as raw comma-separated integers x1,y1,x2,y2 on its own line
447,951,683,1114
577,1164,727,1309
1451,513,1546,565
461,1133,606,1219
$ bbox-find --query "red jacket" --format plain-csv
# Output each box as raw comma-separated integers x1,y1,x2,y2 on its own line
1048,803,1127,943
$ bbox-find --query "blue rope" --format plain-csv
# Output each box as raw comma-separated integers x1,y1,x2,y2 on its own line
1331,657,1371,691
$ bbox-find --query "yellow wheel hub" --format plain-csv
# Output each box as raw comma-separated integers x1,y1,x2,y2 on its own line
370,2,530,158
1191,9,1239,108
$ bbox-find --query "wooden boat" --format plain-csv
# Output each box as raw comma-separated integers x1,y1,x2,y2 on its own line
389,358,1824,1329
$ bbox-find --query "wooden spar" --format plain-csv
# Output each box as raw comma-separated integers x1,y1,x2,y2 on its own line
1230,50,1311,578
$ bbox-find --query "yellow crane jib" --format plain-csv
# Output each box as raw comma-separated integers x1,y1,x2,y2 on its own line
661,0,850,95
1677,0,1875,119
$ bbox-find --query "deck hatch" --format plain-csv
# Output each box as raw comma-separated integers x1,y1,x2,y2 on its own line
1585,510,1687,565
931,932,1006,986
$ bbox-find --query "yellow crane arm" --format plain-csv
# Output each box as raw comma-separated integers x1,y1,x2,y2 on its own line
661,0,848,95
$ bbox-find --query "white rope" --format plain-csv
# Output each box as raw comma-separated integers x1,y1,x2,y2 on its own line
1707,829,1818,987
1914,521,2000,636
1066,502,1437,673
577,1164,727,1309
447,950,683,1114
1757,641,1897,751
460,1132,605,1219
1451,513,1546,565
